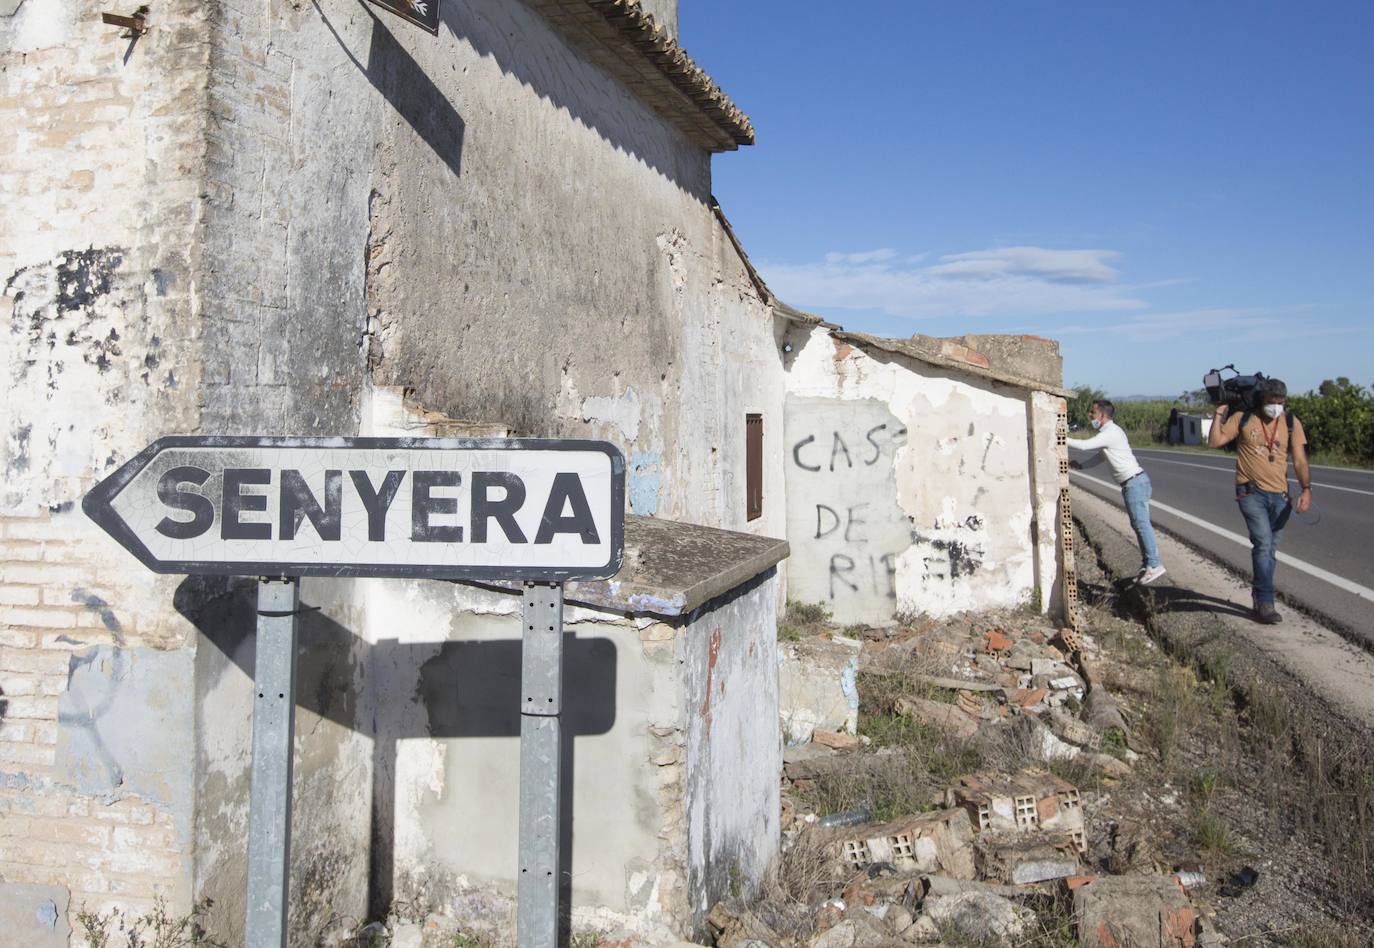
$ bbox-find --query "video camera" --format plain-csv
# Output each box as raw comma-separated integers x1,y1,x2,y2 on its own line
1204,365,1269,411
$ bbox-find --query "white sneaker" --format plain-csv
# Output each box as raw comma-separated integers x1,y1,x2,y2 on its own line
1139,565,1167,585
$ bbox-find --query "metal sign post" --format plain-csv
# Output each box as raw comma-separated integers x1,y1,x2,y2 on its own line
517,582,564,947
244,578,300,948
82,436,624,948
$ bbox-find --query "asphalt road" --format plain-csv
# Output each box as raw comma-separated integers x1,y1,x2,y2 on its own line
1069,446,1374,646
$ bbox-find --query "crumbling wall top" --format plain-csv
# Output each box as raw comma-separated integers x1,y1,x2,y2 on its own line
558,514,788,617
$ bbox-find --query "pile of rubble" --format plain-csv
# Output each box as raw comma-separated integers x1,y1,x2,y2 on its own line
708,614,1230,946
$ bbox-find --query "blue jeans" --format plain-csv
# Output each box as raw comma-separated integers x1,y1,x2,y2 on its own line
1237,484,1292,605
1121,473,1161,569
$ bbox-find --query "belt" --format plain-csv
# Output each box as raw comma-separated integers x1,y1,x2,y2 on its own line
1122,471,1145,485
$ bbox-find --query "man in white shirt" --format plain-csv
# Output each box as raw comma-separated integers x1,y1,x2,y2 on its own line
1068,399,1166,584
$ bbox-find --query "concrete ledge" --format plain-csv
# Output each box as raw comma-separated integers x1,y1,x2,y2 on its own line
482,514,788,618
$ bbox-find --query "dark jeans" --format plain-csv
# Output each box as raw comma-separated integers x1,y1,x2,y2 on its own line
1236,484,1292,605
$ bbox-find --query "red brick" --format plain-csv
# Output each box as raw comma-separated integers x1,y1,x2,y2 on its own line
984,630,1014,653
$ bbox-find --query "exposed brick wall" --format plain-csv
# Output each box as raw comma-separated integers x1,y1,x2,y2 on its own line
1,0,210,933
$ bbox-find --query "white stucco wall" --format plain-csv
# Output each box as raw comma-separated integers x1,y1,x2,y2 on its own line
355,569,778,941
783,327,1046,623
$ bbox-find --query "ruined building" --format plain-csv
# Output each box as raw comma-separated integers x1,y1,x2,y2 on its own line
1,0,1070,941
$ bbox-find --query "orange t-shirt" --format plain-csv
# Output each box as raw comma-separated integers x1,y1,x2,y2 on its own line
1215,410,1306,493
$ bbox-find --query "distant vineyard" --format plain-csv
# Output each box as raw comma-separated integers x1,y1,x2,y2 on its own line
1067,378,1374,467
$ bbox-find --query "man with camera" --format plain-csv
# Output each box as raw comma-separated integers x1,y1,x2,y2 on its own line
1207,377,1313,624
1069,399,1167,585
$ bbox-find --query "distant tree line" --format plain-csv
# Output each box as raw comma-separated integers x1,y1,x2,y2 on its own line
1067,378,1374,467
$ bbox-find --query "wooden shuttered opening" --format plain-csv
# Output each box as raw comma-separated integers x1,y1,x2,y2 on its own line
746,413,763,521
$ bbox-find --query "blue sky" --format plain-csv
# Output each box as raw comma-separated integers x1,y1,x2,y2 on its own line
682,2,1373,398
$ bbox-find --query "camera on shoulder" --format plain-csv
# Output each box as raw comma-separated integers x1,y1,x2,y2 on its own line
1203,365,1268,411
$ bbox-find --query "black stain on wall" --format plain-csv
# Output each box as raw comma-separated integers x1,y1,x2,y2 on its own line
55,248,124,314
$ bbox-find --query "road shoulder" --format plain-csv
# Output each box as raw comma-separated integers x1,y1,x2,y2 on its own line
1071,486,1374,730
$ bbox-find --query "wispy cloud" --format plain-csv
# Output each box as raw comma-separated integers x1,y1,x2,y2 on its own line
1049,305,1349,343
761,245,1148,320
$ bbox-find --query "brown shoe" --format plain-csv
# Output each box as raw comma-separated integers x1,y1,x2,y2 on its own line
1254,602,1282,624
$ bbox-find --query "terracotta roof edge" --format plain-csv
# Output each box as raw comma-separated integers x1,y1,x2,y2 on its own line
834,330,1072,397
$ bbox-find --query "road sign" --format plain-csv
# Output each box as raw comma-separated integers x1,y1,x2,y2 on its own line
82,436,625,581
367,0,440,34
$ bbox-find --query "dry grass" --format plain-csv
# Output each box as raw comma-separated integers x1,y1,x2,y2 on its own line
779,599,831,642
747,833,851,940
1237,685,1374,909
1279,926,1369,948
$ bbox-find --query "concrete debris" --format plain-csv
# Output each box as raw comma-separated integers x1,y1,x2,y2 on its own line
812,728,861,750
1016,714,1084,762
894,696,980,739
946,769,1087,851
807,913,890,947
784,740,837,768
1089,752,1134,780
975,830,1082,885
417,915,462,948
705,902,779,947
922,890,1035,947
1072,874,1201,948
1104,819,1160,874
920,873,1054,899
841,873,922,910
1084,686,1131,739
1048,706,1099,747
918,675,1002,693
780,636,863,745
826,808,978,879
389,922,423,948
784,746,893,782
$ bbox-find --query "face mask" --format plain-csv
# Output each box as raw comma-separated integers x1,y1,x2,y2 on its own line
1263,404,1283,420
1090,419,1102,430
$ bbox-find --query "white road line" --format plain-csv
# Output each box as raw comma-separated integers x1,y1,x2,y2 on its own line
1135,449,1374,476
1070,470,1374,604
1138,455,1374,497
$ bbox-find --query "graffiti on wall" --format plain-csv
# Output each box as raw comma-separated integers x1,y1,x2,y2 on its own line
784,395,989,624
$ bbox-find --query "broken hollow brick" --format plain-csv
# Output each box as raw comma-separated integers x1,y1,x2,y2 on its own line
820,808,978,880
946,770,1086,851
984,629,1014,653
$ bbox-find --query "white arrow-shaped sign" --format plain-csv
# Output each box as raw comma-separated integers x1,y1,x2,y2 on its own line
82,436,625,580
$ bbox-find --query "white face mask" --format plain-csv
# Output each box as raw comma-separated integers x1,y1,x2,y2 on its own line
1263,404,1284,420
1090,418,1103,430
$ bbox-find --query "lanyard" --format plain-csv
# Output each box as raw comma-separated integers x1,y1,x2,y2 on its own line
1260,416,1282,460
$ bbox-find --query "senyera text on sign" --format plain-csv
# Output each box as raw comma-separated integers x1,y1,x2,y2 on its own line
82,437,626,581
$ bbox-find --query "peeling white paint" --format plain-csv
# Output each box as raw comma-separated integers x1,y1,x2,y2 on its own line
582,386,642,441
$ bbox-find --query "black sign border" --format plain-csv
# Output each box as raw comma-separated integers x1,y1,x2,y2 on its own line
366,0,440,35
82,436,626,582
